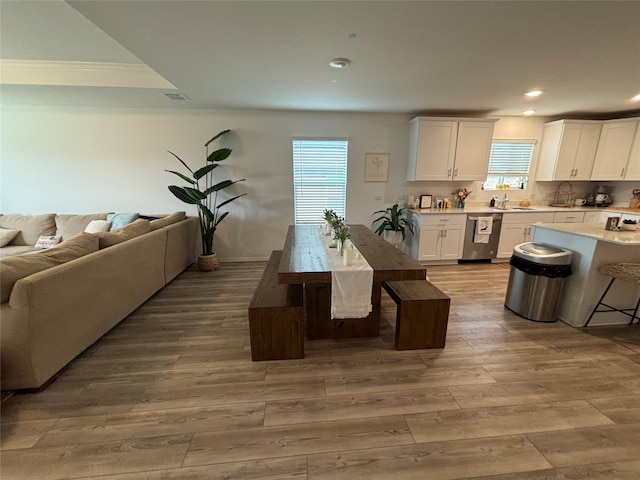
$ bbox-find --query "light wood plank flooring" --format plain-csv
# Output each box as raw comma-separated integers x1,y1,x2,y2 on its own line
2,262,640,479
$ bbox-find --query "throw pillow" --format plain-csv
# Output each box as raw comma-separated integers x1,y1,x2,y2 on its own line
107,213,139,231
84,220,112,233
34,235,62,249
0,228,20,247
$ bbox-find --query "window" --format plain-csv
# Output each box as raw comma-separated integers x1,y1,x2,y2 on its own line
484,141,535,190
292,139,348,224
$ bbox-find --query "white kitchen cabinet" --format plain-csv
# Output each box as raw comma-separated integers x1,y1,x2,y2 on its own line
496,212,555,258
625,121,640,180
583,211,605,223
591,119,638,180
407,117,496,181
553,211,585,223
535,120,601,181
404,213,466,262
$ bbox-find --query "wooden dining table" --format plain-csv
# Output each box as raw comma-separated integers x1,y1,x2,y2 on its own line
277,224,427,339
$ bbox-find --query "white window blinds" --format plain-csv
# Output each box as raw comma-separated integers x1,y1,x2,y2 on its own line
292,139,348,224
488,141,535,174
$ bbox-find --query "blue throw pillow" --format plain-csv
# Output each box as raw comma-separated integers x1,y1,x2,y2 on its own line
107,213,139,231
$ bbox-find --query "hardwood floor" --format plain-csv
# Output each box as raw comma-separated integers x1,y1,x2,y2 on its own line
2,261,640,479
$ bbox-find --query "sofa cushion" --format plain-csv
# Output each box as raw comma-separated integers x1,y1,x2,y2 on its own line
55,213,110,240
0,214,56,246
150,211,187,231
98,219,151,249
0,233,99,303
84,220,112,233
0,228,20,247
0,245,38,259
34,235,62,249
107,213,139,231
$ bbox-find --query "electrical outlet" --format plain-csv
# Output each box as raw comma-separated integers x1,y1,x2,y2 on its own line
373,195,383,201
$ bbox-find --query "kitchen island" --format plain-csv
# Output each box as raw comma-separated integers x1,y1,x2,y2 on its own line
530,222,640,327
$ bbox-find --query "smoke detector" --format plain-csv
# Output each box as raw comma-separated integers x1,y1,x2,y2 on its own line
329,58,351,69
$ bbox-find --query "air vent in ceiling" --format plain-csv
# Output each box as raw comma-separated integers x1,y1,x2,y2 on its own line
164,92,190,101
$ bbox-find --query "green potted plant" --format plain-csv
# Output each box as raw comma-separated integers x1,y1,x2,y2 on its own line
372,203,415,246
166,129,246,271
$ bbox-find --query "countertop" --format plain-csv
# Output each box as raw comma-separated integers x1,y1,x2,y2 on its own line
410,205,640,216
532,222,640,245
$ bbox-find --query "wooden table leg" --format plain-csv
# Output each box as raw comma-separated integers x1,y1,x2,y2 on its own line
304,281,381,339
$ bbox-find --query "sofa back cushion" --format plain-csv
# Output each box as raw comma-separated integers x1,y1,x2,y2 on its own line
98,219,151,249
150,211,187,231
0,214,56,246
55,213,110,240
0,233,99,303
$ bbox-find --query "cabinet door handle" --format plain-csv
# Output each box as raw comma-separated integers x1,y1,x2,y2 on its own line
454,168,458,178
448,168,452,178
621,168,625,177
574,168,578,177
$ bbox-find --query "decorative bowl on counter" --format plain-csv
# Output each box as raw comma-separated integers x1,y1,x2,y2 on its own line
620,223,639,231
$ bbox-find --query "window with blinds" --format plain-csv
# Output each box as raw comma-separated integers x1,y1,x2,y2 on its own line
292,139,348,224
484,141,535,190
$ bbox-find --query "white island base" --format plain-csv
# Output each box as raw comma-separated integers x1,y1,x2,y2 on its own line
530,223,640,327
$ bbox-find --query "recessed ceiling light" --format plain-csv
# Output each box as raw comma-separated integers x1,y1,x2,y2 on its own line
632,93,640,102
524,90,543,97
329,58,351,69
523,110,536,116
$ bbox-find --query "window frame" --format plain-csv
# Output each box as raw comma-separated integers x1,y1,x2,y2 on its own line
485,139,536,191
292,137,349,225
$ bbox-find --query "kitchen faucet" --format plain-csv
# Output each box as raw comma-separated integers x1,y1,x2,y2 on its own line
501,193,509,209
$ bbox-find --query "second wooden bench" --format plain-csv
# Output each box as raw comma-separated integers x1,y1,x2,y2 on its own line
382,279,450,350
248,250,304,361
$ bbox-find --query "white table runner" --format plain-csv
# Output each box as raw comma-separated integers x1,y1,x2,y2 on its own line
320,229,373,319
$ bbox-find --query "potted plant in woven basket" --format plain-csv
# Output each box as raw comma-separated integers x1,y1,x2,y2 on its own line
166,129,246,271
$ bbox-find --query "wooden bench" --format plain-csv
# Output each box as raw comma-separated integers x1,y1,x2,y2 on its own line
383,280,450,350
248,250,304,361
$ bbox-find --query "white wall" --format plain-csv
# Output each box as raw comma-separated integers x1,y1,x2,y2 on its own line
1,106,633,261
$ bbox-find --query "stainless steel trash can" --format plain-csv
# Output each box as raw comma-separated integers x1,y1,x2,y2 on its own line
504,243,573,322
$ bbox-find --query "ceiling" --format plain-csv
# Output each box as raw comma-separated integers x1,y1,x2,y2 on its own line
2,0,640,118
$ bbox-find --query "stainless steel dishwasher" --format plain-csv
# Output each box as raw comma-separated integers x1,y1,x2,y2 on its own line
460,213,503,261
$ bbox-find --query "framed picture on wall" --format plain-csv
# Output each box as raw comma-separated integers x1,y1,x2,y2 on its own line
364,153,389,182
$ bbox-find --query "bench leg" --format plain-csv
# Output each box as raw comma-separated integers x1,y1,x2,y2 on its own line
249,306,304,361
395,298,450,350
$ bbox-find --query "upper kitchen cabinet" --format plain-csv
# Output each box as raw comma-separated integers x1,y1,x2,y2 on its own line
591,118,638,180
624,120,640,180
407,117,497,181
535,120,601,181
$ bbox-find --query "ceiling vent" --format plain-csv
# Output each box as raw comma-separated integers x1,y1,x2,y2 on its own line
164,92,190,101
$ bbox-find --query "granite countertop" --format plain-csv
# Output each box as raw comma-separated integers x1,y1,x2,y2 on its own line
532,222,640,245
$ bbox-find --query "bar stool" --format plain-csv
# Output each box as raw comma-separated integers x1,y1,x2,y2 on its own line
584,263,640,327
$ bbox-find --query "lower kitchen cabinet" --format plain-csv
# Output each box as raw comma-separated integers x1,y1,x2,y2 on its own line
553,211,585,223
404,213,466,262
496,212,555,259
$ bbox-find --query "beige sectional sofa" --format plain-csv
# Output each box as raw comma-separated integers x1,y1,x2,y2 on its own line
0,212,198,390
